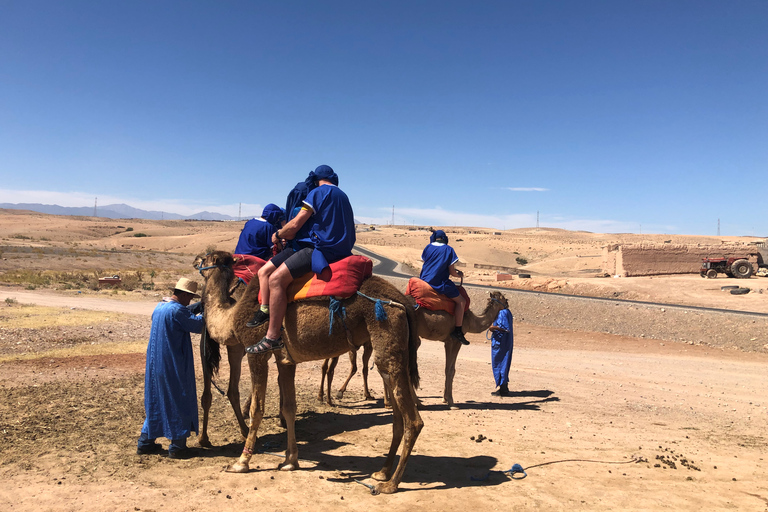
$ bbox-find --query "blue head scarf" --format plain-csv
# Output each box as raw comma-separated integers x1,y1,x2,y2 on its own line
261,203,285,228
313,165,339,186
430,230,448,244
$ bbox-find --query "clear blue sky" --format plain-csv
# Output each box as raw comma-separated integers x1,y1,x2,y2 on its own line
1,1,766,235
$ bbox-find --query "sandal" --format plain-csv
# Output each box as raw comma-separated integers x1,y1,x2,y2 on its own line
245,336,284,354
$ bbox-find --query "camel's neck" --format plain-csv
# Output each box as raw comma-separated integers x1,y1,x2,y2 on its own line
201,268,237,343
463,301,503,333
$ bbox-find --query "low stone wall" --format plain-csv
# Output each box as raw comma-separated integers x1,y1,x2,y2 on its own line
602,243,760,277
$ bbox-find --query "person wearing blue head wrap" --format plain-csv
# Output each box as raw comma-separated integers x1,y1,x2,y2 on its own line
420,229,469,345
245,165,356,355
233,203,285,261
489,308,513,396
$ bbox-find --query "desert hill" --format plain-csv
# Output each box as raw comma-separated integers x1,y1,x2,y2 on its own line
1,208,766,312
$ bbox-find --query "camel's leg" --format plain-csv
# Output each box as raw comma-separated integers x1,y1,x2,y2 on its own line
318,358,329,402
373,366,424,494
361,342,373,400
225,344,249,439
443,339,462,409
318,357,338,405
198,363,213,448
336,349,358,400
277,362,299,471
227,354,269,473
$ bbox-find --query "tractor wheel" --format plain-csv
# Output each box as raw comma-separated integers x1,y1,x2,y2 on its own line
731,259,753,279
705,269,718,279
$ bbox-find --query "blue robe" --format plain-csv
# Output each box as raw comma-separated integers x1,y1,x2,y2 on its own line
300,184,356,274
141,300,204,441
420,242,460,298
491,309,514,387
234,218,276,260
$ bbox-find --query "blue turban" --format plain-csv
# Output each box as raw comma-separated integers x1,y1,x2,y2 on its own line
261,203,285,227
313,164,339,186
430,230,448,244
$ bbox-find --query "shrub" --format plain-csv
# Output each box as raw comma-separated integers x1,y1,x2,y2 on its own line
516,256,528,266
133,233,148,237
126,227,134,232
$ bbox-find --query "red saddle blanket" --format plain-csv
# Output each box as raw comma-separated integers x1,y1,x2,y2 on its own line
405,277,470,315
286,255,373,302
232,254,267,285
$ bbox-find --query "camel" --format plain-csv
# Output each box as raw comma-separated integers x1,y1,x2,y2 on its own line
317,342,374,405
197,250,423,494
192,255,252,447
414,290,509,409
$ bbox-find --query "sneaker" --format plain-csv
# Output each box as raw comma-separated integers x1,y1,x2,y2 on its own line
246,309,270,328
451,329,470,346
136,443,163,455
245,336,284,354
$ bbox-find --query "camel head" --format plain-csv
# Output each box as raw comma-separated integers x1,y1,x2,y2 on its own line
195,250,235,271
489,290,509,310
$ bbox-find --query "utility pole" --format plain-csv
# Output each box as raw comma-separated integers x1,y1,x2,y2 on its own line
238,202,242,221
94,197,97,217
717,218,720,236
392,206,395,226
536,211,539,229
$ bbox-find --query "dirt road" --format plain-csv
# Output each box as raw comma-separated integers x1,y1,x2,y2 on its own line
1,288,767,511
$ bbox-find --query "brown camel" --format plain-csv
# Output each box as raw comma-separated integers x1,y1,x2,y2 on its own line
414,290,509,409
192,254,251,447
317,342,374,405
198,250,423,494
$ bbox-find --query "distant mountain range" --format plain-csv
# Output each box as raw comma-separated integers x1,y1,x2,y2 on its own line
0,202,247,221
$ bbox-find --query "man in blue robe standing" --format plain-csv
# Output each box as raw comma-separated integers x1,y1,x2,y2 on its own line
137,278,205,458
489,308,513,396
420,230,469,345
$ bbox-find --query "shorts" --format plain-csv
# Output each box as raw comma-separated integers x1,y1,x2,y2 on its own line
271,247,314,278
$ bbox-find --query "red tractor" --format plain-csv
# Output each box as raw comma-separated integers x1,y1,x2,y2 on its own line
700,256,754,279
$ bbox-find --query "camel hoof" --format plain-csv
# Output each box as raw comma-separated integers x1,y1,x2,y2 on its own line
197,438,213,449
335,391,344,399
225,462,250,473
449,405,459,411
372,470,389,482
278,462,298,471
375,482,398,494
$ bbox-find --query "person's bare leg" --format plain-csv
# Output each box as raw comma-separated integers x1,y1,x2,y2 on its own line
266,265,294,340
452,295,466,328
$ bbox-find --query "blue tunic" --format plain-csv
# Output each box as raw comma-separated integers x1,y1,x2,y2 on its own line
234,218,276,260
420,242,460,297
491,309,514,387
301,184,356,274
141,300,204,441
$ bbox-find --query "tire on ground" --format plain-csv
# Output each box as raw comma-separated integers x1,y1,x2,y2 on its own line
730,287,750,295
518,273,531,279
730,259,753,279
721,285,739,291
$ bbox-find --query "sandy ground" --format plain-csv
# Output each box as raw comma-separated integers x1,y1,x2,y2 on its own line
1,288,767,511
1,210,767,510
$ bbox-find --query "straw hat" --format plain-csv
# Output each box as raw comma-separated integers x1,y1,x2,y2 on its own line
174,277,200,297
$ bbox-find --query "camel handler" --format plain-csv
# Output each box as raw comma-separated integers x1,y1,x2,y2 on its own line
233,203,286,260
137,278,204,458
245,164,356,354
420,229,469,345
489,307,513,396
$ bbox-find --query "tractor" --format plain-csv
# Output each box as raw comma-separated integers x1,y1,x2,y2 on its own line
700,256,755,279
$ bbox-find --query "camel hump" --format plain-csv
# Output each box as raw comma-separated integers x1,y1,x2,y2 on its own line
405,277,470,315
286,255,373,302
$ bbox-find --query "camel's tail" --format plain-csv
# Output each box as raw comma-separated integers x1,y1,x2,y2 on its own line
404,298,420,390
200,327,221,379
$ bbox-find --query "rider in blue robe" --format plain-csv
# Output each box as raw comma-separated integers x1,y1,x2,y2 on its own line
234,203,285,260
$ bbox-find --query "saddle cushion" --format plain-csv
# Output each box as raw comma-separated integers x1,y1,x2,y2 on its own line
232,254,267,285
405,277,470,315
287,255,373,302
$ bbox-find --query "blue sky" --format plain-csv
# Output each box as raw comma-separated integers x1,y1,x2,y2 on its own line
1,1,766,235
